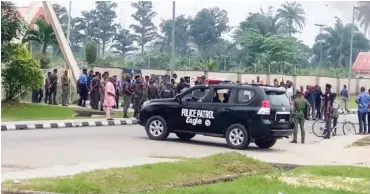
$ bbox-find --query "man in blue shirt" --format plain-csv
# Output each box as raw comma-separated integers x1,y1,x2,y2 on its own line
78,68,88,107
340,85,349,111
356,87,370,134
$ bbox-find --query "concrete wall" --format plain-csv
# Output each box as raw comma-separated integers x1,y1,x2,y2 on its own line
92,68,370,95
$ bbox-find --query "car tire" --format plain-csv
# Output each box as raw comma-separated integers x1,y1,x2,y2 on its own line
225,124,250,150
255,138,277,149
145,116,169,140
175,133,196,141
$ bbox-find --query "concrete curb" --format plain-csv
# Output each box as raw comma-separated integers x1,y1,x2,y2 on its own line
1,119,138,131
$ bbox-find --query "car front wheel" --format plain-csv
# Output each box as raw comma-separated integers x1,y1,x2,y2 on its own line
145,116,169,140
255,138,277,149
225,124,250,150
175,133,196,141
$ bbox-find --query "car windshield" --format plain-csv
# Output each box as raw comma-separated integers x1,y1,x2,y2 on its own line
266,93,290,107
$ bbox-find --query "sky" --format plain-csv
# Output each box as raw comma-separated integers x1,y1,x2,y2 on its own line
15,1,367,47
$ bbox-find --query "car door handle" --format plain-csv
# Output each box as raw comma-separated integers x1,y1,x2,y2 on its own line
225,108,232,111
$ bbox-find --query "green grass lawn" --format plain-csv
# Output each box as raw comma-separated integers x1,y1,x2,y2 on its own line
335,95,357,109
1,102,129,121
3,153,370,194
1,153,274,194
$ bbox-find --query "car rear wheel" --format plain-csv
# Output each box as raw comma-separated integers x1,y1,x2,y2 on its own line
225,124,250,150
255,138,277,149
175,133,196,141
145,116,169,140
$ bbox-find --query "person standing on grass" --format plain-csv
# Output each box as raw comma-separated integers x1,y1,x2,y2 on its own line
368,89,370,133
44,72,51,104
112,75,121,109
61,69,70,106
122,75,134,118
356,87,370,134
90,72,101,110
100,72,109,111
340,85,349,111
48,69,58,105
104,77,116,120
78,68,88,107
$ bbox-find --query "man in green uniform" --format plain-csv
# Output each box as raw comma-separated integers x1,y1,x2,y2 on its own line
90,72,101,110
133,77,144,118
292,90,310,143
61,69,70,106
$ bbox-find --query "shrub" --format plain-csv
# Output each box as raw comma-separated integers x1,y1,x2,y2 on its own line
2,43,43,100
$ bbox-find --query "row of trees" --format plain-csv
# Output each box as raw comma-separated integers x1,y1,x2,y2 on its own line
8,1,370,76
1,2,43,101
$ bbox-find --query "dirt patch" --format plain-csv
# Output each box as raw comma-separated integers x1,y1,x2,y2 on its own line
267,174,370,193
351,136,370,147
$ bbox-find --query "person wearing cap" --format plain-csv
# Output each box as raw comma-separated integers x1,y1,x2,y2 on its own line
292,90,310,143
323,83,335,139
61,69,70,106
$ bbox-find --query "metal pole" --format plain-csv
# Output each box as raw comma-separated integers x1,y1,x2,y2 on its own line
348,6,355,93
66,1,72,45
224,58,226,71
170,1,176,78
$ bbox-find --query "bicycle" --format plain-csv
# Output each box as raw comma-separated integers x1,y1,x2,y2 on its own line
312,112,356,137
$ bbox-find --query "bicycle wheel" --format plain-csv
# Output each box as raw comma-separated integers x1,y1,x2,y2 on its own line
342,121,356,135
312,119,328,137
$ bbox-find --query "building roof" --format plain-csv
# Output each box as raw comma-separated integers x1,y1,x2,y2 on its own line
352,52,370,73
16,4,49,28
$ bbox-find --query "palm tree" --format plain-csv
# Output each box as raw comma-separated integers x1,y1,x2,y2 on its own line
276,1,306,36
313,17,370,68
356,1,370,36
22,18,57,55
110,28,137,57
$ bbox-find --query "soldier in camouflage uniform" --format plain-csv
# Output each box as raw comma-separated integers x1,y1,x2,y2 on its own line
132,77,145,118
61,69,70,106
291,90,310,144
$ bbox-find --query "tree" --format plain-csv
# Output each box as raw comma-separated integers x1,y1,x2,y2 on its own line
95,1,118,57
110,28,137,57
22,18,57,54
52,3,68,27
2,43,43,100
260,35,300,73
276,1,306,36
312,17,370,68
130,1,158,54
189,7,229,56
356,1,370,35
85,41,97,66
1,1,26,45
1,1,27,62
238,7,278,37
157,15,191,55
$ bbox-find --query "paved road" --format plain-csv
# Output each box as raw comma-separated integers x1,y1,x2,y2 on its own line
2,114,369,180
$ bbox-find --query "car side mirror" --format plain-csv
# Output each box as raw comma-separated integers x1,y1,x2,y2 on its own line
175,95,181,103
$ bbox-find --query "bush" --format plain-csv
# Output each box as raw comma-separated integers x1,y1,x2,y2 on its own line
34,53,51,69
2,43,43,100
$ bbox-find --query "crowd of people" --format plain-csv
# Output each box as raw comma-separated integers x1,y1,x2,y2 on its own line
34,70,370,136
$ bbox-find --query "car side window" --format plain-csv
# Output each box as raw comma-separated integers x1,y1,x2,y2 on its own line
237,89,255,104
210,88,232,103
181,87,210,103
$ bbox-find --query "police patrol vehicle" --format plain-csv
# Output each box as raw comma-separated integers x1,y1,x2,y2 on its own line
138,83,294,150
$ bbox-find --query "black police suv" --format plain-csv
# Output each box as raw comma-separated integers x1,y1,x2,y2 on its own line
138,84,294,150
